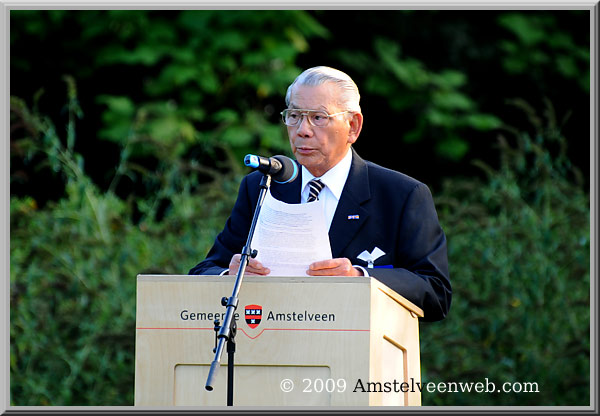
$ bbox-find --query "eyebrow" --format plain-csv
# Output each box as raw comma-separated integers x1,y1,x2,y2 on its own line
288,104,330,112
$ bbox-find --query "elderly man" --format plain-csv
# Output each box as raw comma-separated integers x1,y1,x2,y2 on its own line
189,66,451,321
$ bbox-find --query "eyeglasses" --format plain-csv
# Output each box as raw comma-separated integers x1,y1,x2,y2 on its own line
280,109,350,127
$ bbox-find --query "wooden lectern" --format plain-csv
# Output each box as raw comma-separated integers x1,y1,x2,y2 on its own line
135,275,423,406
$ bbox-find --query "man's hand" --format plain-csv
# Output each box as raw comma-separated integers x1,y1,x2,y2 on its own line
307,258,362,277
227,254,270,276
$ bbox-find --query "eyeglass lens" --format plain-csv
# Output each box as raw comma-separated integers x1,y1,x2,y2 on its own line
283,110,330,127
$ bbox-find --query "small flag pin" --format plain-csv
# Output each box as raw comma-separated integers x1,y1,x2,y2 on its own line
348,215,360,220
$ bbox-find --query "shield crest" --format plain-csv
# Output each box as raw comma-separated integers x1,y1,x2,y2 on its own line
245,304,262,329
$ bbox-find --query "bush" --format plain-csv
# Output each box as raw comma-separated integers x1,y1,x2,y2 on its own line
10,91,240,405
420,99,590,405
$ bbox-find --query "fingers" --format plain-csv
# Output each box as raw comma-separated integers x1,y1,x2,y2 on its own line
227,254,270,276
227,255,358,276
307,258,361,277
309,259,342,271
246,257,270,275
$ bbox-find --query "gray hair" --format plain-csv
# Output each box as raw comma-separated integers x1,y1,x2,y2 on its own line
285,66,361,114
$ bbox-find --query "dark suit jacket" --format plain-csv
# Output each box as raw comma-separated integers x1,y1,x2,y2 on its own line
189,149,451,321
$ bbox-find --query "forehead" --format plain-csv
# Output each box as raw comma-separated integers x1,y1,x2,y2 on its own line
288,83,342,111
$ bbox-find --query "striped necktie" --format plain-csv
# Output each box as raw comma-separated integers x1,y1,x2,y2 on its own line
307,179,325,202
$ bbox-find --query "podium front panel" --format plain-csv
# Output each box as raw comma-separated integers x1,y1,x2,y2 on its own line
134,275,422,406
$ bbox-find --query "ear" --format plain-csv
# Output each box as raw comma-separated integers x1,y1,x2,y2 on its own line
347,112,363,145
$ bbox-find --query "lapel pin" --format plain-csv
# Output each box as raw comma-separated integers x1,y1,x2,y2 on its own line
347,215,360,220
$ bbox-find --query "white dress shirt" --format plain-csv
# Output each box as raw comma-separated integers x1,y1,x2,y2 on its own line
300,147,353,231
300,148,369,277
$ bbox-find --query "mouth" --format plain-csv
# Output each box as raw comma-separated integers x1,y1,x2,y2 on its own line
295,147,317,155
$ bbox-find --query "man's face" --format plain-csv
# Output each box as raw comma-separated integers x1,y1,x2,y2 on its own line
286,83,362,178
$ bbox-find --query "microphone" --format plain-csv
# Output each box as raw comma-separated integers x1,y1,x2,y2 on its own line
244,154,299,184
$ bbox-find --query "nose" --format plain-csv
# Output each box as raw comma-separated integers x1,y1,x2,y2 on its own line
295,114,314,137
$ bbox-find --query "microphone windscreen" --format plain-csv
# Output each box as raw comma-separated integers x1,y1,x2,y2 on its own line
272,155,299,184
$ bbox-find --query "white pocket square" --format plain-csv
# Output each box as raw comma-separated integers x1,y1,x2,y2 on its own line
357,247,386,268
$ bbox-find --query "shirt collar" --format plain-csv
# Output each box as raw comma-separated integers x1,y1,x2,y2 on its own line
301,147,353,201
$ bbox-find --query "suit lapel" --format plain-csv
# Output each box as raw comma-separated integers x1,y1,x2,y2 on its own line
329,149,371,258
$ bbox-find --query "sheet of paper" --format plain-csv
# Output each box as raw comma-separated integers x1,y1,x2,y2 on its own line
250,189,332,276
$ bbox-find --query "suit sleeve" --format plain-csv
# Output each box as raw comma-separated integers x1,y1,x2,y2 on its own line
188,175,255,275
368,183,451,322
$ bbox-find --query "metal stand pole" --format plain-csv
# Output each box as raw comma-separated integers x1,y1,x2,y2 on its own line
205,174,272,406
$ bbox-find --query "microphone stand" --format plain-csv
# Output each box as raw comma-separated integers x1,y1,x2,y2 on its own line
205,173,272,406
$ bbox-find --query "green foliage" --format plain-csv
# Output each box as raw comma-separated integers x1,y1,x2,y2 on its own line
10,86,239,406
498,13,590,92
339,37,503,161
420,100,589,405
88,10,326,163
11,10,327,197
10,10,589,188
327,11,588,165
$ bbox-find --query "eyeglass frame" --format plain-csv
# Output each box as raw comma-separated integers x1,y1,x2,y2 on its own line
280,108,351,127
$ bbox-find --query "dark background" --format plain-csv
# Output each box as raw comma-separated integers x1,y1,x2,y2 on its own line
10,10,590,207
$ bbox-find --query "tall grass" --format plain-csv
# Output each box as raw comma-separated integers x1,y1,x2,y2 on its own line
420,99,590,405
10,85,240,405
